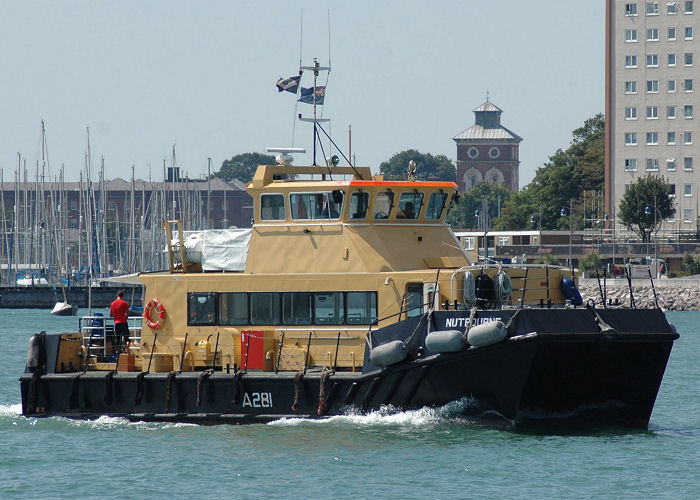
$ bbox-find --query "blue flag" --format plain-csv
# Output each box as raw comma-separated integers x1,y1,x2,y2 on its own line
276,75,301,93
298,86,325,105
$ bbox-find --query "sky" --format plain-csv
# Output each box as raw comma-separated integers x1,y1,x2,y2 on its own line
0,0,605,186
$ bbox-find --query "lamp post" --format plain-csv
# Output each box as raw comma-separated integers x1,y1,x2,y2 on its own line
561,200,573,269
645,203,661,278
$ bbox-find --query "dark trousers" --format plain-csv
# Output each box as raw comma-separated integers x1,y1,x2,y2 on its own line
115,322,130,349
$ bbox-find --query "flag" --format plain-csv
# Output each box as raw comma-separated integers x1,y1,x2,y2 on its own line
276,75,301,93
298,86,325,105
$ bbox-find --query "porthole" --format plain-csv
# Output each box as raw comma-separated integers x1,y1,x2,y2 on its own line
467,147,479,159
488,147,500,159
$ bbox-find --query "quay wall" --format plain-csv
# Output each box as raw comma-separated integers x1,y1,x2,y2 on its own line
578,278,700,311
0,286,142,309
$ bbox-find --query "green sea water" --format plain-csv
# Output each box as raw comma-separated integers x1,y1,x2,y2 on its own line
1,309,698,499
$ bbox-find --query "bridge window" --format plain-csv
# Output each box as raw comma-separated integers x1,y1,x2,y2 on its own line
282,292,312,325
187,292,217,326
397,191,424,219
374,190,394,219
218,292,248,325
290,191,344,220
260,193,285,221
250,292,281,325
349,191,369,219
425,191,448,220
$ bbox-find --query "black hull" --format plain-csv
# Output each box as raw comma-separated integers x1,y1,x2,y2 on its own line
19,308,678,429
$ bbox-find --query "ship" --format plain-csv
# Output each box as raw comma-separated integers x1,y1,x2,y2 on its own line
18,156,679,428
17,59,678,428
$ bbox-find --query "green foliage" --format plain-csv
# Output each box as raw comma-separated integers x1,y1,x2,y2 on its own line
537,254,561,265
618,175,675,243
579,253,601,272
681,253,700,275
446,182,514,228
217,152,277,183
497,114,605,230
379,149,456,182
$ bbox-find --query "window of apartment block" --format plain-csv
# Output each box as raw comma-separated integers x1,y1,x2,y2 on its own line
668,53,677,66
626,29,638,42
646,106,659,119
625,106,638,119
647,80,659,92
670,184,677,196
686,26,694,39
625,132,638,145
668,27,677,39
668,1,678,13
684,184,693,196
685,1,694,13
668,105,676,118
625,158,638,171
646,132,659,144
685,104,693,118
667,158,676,170
668,80,676,92
668,131,676,144
625,81,638,93
685,78,693,91
684,209,693,221
685,52,693,65
646,158,659,170
685,131,693,143
626,3,639,15
647,53,659,66
647,27,660,40
647,2,659,14
684,157,694,170
626,55,638,67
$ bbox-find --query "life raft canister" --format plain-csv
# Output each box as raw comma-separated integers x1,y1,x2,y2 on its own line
560,277,583,306
143,298,166,329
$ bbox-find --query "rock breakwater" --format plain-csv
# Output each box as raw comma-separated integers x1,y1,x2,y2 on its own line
578,278,700,311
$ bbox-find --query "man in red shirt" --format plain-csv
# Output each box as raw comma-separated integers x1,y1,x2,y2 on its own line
110,290,130,352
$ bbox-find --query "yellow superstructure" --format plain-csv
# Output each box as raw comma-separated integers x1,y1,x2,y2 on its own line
135,163,574,373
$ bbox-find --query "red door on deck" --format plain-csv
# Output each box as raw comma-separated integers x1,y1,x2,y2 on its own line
241,330,265,370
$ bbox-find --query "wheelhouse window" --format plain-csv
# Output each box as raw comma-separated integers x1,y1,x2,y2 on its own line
290,190,344,220
425,191,448,220
314,292,344,325
250,292,280,325
374,190,394,219
348,191,369,219
282,292,312,325
260,193,285,221
396,191,424,220
219,292,248,326
346,292,377,325
188,292,217,326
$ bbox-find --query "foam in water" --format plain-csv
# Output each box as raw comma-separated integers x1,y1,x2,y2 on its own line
268,397,493,427
0,403,22,416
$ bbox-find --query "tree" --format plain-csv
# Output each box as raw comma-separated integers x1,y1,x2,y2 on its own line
496,114,605,231
618,175,675,243
446,182,514,228
217,152,277,183
379,149,456,182
681,253,700,275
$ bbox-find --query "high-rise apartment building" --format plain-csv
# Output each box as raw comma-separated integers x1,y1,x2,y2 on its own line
606,0,699,229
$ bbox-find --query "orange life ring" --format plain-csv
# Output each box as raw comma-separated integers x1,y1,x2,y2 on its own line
143,298,166,330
